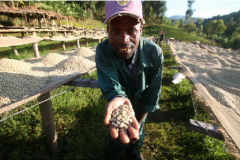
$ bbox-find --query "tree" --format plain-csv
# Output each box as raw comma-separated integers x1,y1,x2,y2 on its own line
174,20,180,28
185,0,195,23
94,1,106,19
143,1,167,24
184,22,197,34
205,19,227,35
230,23,240,49
179,18,185,28
196,18,203,28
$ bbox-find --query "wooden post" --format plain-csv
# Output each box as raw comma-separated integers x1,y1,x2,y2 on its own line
37,15,42,28
98,39,101,43
76,39,80,48
12,46,19,56
61,41,65,51
14,17,17,26
85,38,88,46
33,42,40,58
23,12,29,28
38,92,58,154
21,32,25,38
43,14,47,27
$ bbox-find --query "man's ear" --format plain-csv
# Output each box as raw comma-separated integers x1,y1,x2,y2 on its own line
140,24,143,34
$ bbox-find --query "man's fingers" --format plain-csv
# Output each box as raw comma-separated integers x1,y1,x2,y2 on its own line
104,105,112,125
128,123,139,140
119,128,130,144
131,115,140,130
109,124,119,139
123,99,132,108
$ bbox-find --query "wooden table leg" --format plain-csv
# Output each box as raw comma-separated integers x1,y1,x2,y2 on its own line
38,92,58,154
12,46,19,56
33,42,40,58
61,41,65,51
76,39,80,48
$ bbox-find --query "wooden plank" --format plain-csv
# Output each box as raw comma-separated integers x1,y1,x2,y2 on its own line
170,42,240,149
188,119,224,140
38,92,58,154
0,67,96,114
64,79,99,88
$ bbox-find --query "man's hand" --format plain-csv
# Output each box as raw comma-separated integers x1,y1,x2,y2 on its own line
104,97,140,144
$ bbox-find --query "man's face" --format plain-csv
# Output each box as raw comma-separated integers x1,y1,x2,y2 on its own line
107,16,142,59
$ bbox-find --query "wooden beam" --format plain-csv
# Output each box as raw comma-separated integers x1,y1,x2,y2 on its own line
37,92,58,154
64,79,99,88
188,119,224,140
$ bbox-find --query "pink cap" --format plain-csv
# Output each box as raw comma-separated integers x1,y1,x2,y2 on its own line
104,0,145,24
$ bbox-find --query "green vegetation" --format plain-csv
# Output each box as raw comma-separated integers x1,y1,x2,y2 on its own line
0,25,234,159
1,1,240,48
143,25,216,45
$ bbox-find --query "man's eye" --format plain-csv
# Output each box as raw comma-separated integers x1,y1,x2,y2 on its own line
111,30,119,34
129,29,138,34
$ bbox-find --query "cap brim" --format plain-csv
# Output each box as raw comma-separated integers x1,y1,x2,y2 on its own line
103,12,145,24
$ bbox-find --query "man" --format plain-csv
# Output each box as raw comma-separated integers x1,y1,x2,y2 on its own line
95,1,164,159
159,31,165,46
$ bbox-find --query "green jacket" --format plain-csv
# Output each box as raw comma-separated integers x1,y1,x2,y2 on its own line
95,38,164,113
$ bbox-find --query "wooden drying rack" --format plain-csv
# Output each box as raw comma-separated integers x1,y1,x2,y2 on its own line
0,67,99,154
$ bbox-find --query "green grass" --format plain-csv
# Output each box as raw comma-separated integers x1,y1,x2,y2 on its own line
0,26,235,159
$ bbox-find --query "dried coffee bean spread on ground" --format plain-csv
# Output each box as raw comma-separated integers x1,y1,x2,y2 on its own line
110,105,133,131
0,47,96,107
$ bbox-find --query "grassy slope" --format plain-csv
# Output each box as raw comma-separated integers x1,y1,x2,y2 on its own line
0,25,234,159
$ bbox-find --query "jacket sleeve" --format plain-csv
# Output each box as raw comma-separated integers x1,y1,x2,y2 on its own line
141,44,164,112
95,42,127,101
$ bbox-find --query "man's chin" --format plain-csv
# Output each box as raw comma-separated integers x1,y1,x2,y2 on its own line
117,52,133,59
115,49,135,59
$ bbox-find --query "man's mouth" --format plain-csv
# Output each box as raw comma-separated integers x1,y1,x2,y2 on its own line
118,47,131,51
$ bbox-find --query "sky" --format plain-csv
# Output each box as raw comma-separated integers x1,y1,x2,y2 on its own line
165,0,240,18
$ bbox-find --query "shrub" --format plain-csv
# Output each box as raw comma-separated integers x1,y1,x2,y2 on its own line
230,34,240,49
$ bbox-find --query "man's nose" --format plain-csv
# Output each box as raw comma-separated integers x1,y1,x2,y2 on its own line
119,32,130,43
